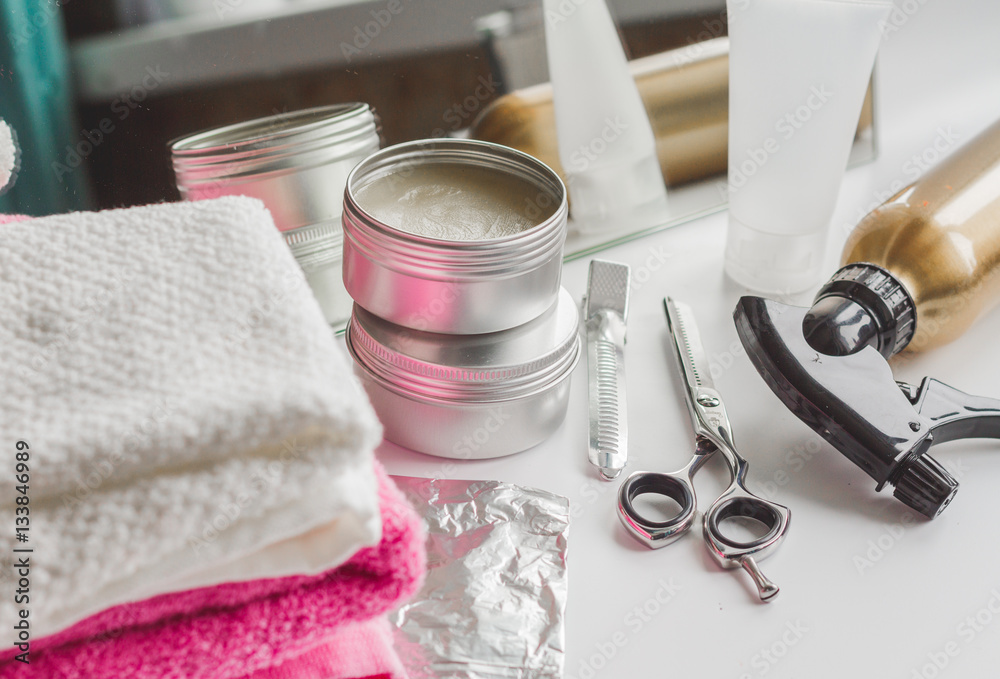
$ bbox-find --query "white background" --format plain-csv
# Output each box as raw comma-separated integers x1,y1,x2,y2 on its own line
376,2,1000,677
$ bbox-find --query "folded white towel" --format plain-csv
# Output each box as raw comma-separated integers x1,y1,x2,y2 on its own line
0,119,17,192
0,197,382,637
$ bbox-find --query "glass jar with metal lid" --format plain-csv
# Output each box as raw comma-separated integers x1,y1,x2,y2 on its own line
170,103,379,328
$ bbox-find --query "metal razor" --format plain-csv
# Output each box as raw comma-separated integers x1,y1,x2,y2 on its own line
583,260,631,480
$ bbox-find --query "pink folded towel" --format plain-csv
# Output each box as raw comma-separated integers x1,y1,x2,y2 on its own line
0,463,425,679
243,618,405,679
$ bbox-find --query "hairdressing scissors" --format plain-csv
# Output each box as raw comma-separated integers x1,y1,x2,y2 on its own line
618,298,790,602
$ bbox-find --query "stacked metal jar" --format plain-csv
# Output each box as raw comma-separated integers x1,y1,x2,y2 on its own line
342,138,580,459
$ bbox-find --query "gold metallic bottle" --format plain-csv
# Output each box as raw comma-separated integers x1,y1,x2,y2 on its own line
470,39,728,186
843,118,1000,351
469,37,873,188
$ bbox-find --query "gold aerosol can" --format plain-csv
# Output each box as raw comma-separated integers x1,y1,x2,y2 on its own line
841,117,1000,352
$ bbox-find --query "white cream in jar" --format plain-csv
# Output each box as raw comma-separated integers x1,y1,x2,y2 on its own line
353,162,558,241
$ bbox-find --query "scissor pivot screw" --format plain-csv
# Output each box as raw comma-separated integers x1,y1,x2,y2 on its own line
909,421,921,431
697,395,721,407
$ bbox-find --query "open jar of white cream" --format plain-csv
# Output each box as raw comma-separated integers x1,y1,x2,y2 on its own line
342,139,568,335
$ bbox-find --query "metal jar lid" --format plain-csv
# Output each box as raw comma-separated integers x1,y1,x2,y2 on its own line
171,103,379,232
347,287,580,402
343,138,567,276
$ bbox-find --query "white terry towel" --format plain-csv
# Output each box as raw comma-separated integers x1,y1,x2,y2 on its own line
0,119,18,193
0,197,382,637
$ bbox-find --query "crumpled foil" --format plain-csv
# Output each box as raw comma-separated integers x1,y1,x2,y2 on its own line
390,476,570,679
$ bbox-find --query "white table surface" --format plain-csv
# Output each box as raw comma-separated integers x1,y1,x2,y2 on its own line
374,2,1000,676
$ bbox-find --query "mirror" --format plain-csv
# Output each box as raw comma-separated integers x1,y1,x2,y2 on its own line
4,0,873,259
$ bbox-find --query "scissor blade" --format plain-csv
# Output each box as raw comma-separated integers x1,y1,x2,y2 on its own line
663,298,716,395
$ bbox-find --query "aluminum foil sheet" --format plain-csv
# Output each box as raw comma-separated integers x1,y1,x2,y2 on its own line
390,476,570,679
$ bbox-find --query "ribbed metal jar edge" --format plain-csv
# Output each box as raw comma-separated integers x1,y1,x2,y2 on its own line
346,297,580,402
171,103,378,185
342,138,567,278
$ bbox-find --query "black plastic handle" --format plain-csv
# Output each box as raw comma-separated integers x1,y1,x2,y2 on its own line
912,377,1000,444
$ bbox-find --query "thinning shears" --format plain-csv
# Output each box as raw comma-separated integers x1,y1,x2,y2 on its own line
618,298,790,602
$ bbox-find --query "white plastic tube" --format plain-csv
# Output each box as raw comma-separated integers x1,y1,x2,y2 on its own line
724,0,891,294
543,0,668,233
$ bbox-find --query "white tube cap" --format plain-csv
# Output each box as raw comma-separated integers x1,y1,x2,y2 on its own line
724,215,827,294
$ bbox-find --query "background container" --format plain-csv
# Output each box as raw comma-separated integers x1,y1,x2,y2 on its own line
342,138,568,335
171,103,379,328
346,287,580,458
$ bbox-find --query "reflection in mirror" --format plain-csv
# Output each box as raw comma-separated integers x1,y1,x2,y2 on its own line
8,1,872,259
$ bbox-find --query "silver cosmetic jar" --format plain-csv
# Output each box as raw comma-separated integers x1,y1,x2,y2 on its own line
171,103,380,328
346,287,580,458
342,138,568,335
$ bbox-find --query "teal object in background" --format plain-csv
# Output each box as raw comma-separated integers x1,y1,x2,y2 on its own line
0,0,92,215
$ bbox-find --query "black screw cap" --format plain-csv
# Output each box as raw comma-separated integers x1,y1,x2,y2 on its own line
892,454,959,519
811,263,917,359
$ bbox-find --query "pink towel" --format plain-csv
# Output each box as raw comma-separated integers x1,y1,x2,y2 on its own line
243,618,405,679
0,463,425,679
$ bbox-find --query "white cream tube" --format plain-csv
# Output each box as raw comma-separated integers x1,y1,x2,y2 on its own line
544,0,668,234
724,0,891,294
